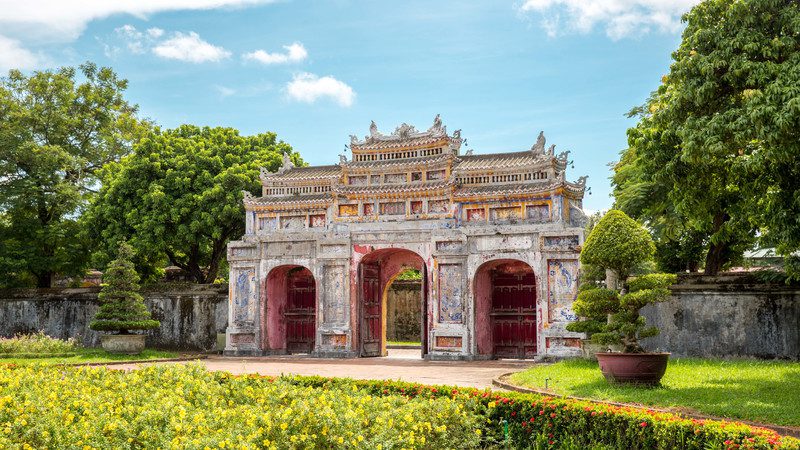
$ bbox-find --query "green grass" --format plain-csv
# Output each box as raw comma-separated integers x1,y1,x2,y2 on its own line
508,358,800,427
386,340,421,347
0,348,180,366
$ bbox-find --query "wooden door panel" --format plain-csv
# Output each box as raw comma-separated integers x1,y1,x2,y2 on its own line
491,271,537,359
286,269,316,354
361,263,381,357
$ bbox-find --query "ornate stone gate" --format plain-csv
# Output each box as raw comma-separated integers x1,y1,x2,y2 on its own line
226,116,587,359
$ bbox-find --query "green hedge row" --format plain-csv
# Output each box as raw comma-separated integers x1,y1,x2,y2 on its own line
271,375,798,450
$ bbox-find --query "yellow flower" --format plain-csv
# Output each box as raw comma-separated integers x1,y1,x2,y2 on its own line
487,401,496,408
280,423,288,431
475,429,482,436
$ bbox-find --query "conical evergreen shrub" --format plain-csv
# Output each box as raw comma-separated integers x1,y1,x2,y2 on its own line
90,242,160,334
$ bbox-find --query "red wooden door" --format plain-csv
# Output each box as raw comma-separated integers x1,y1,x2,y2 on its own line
285,268,316,354
490,272,536,358
360,262,382,357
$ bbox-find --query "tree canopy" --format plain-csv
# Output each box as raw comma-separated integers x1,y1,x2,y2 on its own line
87,125,301,283
0,63,143,287
613,0,800,275
581,210,655,280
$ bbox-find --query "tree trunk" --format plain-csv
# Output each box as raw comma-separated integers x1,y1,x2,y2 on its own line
203,238,228,284
35,272,53,288
605,269,619,290
704,242,729,275
704,212,731,275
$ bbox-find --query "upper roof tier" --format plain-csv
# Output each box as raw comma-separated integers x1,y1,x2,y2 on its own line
348,114,463,158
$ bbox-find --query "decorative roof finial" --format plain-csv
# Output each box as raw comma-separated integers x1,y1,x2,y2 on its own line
547,144,556,157
531,131,546,155
278,153,295,174
369,120,378,137
339,153,348,164
430,114,442,131
241,190,254,201
577,175,588,186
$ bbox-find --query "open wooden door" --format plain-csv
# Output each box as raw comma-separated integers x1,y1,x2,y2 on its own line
360,262,381,357
285,268,316,354
420,268,428,358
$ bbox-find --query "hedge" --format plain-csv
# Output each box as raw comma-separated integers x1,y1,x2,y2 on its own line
281,375,799,450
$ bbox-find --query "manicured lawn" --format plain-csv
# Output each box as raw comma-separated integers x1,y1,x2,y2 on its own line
0,348,179,365
508,358,800,427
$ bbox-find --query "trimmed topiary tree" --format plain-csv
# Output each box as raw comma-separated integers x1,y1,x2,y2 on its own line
90,242,160,334
581,210,655,283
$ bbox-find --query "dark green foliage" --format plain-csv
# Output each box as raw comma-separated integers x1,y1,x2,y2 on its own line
581,210,655,280
395,269,422,281
0,63,144,287
571,288,620,319
87,125,300,283
90,242,159,333
613,0,800,275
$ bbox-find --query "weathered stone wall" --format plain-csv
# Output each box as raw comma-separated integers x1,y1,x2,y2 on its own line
386,280,422,342
0,284,228,351
641,274,800,360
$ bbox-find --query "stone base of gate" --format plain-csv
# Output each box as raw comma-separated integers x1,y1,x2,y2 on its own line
223,349,264,357
425,353,494,361
312,350,360,359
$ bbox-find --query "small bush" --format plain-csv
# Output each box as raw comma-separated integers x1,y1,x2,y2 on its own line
0,331,80,355
581,210,655,280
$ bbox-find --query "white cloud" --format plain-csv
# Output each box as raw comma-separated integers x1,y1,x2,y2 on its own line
0,35,42,72
214,85,236,98
286,73,355,107
0,1,273,43
518,0,702,39
243,42,308,64
152,31,231,63
147,27,164,39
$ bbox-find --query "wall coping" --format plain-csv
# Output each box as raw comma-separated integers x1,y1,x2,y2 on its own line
0,283,229,301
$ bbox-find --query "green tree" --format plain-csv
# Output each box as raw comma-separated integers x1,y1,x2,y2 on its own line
87,125,300,283
90,242,159,333
615,0,800,275
581,210,655,282
0,63,143,287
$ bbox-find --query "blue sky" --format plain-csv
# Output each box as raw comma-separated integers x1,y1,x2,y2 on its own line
0,0,701,212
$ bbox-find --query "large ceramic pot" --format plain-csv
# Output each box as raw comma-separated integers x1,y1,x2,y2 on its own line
595,352,670,385
100,334,146,355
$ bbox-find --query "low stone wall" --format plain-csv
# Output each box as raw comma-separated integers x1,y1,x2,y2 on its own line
641,273,800,360
0,284,228,351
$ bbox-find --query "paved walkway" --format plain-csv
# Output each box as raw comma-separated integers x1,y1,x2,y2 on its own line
111,349,533,389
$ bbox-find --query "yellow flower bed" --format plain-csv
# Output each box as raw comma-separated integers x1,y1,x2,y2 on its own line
0,364,481,449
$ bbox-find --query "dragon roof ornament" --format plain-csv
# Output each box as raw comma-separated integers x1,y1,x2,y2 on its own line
350,114,455,146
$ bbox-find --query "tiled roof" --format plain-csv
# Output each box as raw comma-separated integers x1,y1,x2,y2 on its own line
334,180,453,195
264,165,341,181
244,193,332,205
454,181,560,198
454,151,543,171
343,153,454,170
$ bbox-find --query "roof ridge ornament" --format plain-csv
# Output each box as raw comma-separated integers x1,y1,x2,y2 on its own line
241,190,254,202
277,152,295,174
531,131,546,155
557,149,570,161
259,167,274,182
576,175,588,186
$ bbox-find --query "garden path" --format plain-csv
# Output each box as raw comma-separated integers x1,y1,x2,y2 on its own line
110,349,532,389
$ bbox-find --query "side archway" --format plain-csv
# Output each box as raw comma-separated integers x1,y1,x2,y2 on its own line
264,265,317,354
474,259,537,359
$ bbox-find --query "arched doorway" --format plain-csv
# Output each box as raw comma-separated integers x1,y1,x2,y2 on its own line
357,249,427,357
264,265,316,354
474,259,537,359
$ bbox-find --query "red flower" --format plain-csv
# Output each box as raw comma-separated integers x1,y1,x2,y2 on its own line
640,422,648,427
539,410,545,415
511,411,516,417
550,413,557,418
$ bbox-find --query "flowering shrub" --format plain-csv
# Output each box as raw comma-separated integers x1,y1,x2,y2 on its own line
0,331,80,356
0,364,481,449
286,376,799,450
0,364,796,449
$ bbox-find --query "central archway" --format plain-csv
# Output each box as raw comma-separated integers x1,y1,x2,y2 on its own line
357,249,427,357
264,265,317,354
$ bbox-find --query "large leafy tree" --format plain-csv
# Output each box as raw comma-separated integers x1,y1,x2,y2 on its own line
614,0,800,275
87,125,300,283
0,63,143,287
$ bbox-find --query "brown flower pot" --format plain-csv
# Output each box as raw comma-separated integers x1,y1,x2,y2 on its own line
595,352,670,385
100,334,146,355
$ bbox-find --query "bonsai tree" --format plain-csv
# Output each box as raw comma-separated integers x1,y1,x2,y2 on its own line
90,242,160,334
572,210,677,353
581,209,655,289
